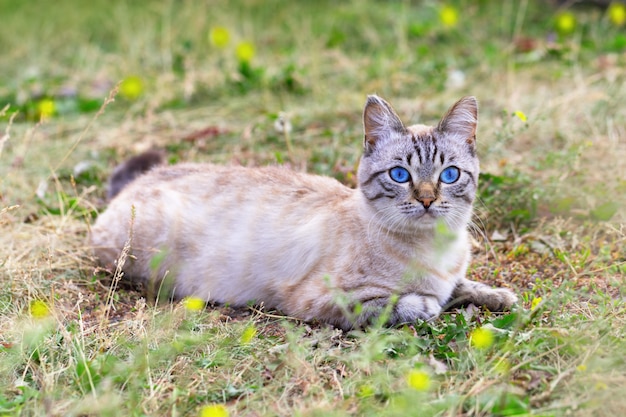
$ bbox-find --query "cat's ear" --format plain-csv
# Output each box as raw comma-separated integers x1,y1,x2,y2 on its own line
363,95,405,154
437,96,478,143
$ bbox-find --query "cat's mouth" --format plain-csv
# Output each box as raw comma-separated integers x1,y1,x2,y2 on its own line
419,211,440,221
406,207,441,221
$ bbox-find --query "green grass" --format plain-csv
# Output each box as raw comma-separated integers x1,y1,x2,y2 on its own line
1,0,625,415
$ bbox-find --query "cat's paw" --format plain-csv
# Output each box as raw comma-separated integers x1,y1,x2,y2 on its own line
451,279,518,312
481,287,518,312
352,294,443,329
392,294,442,324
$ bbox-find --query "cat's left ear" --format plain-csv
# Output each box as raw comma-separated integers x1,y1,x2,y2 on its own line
363,95,405,155
437,96,478,144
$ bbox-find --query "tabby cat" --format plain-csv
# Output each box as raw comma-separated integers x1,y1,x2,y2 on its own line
90,95,517,330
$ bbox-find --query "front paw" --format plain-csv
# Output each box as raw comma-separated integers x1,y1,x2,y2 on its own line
451,279,518,312
483,287,518,311
390,294,443,325
352,294,442,329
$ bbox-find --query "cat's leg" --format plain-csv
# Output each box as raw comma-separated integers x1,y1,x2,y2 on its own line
348,280,516,329
393,294,442,323
352,294,442,329
448,278,518,311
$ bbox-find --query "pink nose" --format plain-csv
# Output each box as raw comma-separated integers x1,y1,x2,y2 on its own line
418,197,434,208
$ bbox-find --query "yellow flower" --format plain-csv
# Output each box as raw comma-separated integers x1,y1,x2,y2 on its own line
119,76,144,100
513,110,528,122
356,384,375,398
37,99,56,119
555,12,577,36
235,42,255,63
439,5,459,28
576,364,587,372
182,296,205,312
29,300,50,319
470,327,494,350
531,296,542,310
406,369,431,391
209,27,231,48
594,381,608,390
240,325,257,344
608,3,626,27
199,404,229,417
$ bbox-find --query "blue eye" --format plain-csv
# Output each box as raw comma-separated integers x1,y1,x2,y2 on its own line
440,167,460,184
389,167,411,183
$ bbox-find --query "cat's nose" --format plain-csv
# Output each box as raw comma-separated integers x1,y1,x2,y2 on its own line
418,197,434,208
415,182,436,209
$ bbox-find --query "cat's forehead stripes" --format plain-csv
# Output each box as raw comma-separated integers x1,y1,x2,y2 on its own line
411,136,423,165
408,132,444,169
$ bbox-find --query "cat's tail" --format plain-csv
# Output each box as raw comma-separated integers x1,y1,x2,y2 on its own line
107,150,165,200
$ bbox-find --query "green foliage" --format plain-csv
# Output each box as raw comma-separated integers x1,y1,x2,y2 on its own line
231,61,265,94
590,201,620,221
478,172,539,230
37,191,97,220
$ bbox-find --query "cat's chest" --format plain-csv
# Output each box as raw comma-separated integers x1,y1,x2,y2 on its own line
368,231,469,284
395,239,468,303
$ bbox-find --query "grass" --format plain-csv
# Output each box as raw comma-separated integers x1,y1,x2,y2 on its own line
1,0,625,415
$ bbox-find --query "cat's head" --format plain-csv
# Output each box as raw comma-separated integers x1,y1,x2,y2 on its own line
357,95,479,233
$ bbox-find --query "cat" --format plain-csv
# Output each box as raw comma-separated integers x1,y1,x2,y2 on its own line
90,95,518,330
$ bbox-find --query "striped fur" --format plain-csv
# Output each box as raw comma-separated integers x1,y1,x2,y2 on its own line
90,95,517,330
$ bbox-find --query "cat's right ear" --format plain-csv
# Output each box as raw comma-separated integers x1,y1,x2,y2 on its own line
363,95,405,155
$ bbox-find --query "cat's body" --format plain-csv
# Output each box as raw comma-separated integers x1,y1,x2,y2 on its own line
91,96,517,330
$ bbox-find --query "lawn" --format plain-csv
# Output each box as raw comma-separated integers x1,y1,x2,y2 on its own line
1,0,625,416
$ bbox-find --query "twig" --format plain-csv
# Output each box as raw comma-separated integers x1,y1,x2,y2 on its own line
101,204,135,327
0,105,18,158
